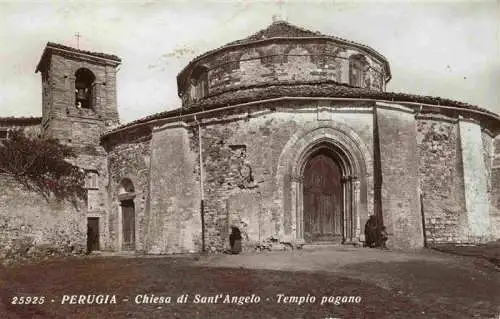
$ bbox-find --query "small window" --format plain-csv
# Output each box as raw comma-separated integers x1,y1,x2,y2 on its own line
190,66,209,101
0,129,9,140
85,171,99,189
349,54,369,88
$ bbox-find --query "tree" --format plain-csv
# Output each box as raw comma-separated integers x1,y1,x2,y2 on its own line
0,130,86,201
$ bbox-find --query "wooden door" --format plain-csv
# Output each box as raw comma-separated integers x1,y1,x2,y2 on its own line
87,217,99,252
303,153,343,243
121,200,135,250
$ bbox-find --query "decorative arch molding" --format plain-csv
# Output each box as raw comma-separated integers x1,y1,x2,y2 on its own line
275,122,372,243
118,177,136,201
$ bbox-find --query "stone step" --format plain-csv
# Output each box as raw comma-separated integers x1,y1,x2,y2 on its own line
301,242,359,250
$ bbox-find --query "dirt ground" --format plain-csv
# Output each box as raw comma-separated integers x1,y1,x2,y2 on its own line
0,246,499,319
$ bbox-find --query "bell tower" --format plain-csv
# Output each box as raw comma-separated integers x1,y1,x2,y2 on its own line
35,42,121,147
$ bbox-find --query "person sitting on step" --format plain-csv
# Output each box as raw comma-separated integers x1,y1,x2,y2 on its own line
364,215,378,248
229,226,242,255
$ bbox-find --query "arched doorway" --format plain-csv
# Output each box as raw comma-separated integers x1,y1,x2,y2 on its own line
118,178,135,251
276,125,371,246
300,143,357,244
303,150,343,243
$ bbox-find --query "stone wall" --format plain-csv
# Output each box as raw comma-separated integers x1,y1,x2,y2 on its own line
0,122,41,139
376,103,423,249
189,100,374,252
459,120,492,242
491,137,500,239
482,131,496,239
416,116,468,243
147,123,201,254
42,53,119,146
0,175,86,264
181,41,386,106
108,138,151,252
75,150,110,250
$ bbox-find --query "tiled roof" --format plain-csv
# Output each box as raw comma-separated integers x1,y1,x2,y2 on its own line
102,81,499,138
0,116,42,125
36,42,121,73
46,42,121,62
225,19,323,45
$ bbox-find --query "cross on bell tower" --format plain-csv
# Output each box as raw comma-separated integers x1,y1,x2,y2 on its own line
273,0,287,22
74,32,82,49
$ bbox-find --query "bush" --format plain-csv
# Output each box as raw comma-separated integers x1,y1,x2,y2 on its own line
0,130,86,201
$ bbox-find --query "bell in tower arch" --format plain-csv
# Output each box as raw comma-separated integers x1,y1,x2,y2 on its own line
74,68,95,109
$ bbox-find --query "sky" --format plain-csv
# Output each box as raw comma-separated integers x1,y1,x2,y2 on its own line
0,0,499,124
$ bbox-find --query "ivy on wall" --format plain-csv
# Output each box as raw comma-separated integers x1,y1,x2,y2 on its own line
0,130,86,201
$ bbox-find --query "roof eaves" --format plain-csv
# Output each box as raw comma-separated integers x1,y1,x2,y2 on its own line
36,42,122,74
104,83,499,139
46,42,122,62
0,116,42,125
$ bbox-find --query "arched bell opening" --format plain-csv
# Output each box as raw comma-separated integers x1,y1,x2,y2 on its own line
74,68,96,110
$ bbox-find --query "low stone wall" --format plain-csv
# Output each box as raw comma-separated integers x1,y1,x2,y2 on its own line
0,175,86,265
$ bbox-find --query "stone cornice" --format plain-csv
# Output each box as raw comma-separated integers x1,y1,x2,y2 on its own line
183,81,493,115
101,96,500,144
375,101,414,114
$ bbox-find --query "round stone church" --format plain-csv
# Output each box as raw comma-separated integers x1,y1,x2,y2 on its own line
101,19,500,252
3,20,500,257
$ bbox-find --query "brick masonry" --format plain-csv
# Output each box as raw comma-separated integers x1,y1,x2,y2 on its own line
40,52,119,145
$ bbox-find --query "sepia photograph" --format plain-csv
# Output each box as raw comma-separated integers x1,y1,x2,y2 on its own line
0,0,499,318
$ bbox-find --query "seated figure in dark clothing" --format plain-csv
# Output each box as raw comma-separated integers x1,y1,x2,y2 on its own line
364,215,378,248
229,227,242,254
